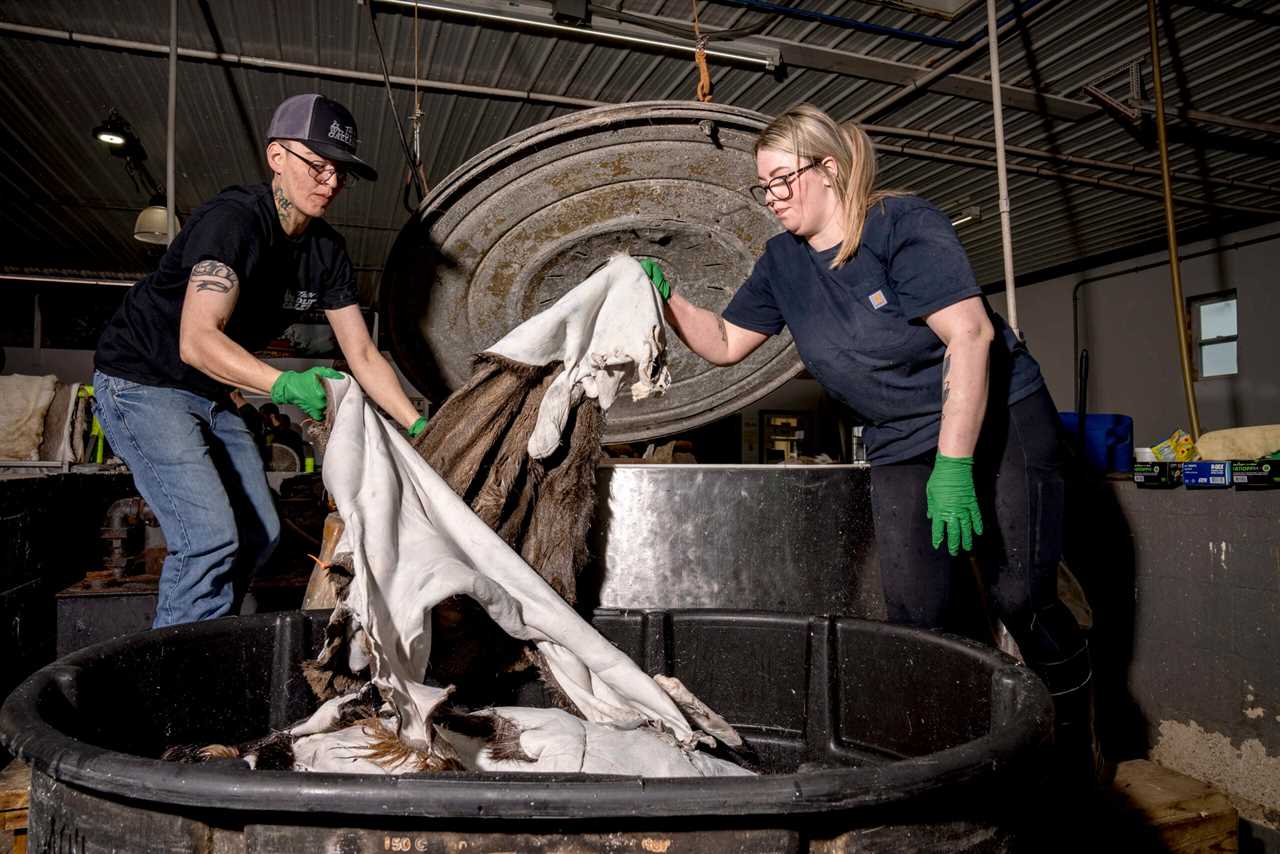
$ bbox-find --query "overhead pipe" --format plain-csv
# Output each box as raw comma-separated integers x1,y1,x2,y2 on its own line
1146,0,1201,440
856,0,1061,122
0,21,607,110
373,0,778,68
1134,102,1280,137
706,0,967,48
1070,230,1280,396
863,124,1280,196
874,141,1280,216
5,19,1277,220
0,274,135,288
986,0,1019,338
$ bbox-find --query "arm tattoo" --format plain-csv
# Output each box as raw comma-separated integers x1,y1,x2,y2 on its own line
274,187,294,228
940,353,952,418
715,317,729,347
191,260,238,294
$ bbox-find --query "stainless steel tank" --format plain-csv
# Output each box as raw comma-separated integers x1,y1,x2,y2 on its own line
380,100,880,616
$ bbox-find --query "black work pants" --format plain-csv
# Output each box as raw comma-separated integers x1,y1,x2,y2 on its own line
869,386,1084,670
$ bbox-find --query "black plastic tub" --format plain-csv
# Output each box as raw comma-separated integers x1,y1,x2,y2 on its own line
1,610,1052,853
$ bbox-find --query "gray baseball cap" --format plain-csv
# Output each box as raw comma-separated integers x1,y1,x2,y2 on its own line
266,93,378,181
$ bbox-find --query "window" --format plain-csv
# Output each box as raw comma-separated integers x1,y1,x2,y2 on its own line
1189,292,1237,378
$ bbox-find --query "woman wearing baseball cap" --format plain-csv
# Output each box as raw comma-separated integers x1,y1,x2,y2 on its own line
93,93,425,628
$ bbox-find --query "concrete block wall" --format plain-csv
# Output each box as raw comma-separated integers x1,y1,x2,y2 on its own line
1104,482,1280,829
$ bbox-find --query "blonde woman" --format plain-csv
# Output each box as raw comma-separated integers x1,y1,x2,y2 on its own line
645,103,1101,784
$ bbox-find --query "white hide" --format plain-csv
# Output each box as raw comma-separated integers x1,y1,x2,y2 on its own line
485,254,670,459
312,375,695,758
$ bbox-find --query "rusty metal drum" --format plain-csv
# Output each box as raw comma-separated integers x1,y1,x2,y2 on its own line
380,100,802,443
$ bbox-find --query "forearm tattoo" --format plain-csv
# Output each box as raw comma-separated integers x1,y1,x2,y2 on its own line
715,316,729,347
191,260,238,294
940,353,952,418
274,187,294,228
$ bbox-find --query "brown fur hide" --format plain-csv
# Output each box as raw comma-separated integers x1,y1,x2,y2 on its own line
411,353,603,603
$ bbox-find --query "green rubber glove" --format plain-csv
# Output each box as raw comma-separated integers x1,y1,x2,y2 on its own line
406,416,427,438
925,453,984,556
639,259,670,301
270,367,344,421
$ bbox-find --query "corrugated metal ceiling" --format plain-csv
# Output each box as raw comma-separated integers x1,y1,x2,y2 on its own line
1,0,1277,299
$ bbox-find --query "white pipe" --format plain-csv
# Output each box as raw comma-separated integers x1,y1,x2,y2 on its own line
374,0,778,69
0,274,134,287
166,0,177,243
987,0,1019,338
0,21,604,110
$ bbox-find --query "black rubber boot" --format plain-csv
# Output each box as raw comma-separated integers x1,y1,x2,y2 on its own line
1031,641,1112,791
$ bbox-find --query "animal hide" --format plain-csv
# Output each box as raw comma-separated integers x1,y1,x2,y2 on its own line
287,255,745,777
0,373,57,460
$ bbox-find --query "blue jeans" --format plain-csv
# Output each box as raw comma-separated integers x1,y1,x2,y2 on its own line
92,370,280,627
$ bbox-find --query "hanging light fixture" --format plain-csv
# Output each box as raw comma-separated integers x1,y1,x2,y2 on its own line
92,110,140,154
951,205,982,227
134,194,179,245
92,109,180,244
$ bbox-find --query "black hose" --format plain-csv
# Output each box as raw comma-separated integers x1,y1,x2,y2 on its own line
365,2,425,203
1076,348,1089,445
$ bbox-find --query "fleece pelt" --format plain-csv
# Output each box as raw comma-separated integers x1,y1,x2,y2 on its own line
0,373,57,460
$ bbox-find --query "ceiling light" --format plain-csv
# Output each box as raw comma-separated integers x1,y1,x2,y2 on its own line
92,110,139,155
951,205,981,227
134,194,179,245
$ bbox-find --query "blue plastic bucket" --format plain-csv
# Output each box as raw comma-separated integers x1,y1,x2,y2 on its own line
1059,412,1134,473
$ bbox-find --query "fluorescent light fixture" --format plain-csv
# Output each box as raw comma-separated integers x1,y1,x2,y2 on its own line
375,0,779,69
951,205,981,227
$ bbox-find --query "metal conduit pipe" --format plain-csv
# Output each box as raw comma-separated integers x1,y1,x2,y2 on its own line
1134,102,1280,138
707,0,965,48
166,0,176,244
863,124,1280,196
1146,0,1201,440
0,274,135,287
986,0,1019,337
875,142,1280,216
5,20,1273,222
855,0,1063,122
373,0,778,68
1071,229,1280,404
0,21,606,110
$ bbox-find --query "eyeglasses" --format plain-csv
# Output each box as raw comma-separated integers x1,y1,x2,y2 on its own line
749,162,818,205
279,144,358,189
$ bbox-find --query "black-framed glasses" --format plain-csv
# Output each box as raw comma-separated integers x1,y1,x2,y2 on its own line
279,144,358,189
749,162,818,205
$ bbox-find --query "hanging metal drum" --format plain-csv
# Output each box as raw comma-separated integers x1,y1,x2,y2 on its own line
380,100,802,443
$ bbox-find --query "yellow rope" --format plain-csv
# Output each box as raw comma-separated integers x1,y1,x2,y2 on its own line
692,1,713,103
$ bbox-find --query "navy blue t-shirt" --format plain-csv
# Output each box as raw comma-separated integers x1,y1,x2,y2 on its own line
723,195,1044,464
96,182,358,400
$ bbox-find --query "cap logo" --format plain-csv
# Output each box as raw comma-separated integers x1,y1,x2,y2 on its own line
328,120,354,146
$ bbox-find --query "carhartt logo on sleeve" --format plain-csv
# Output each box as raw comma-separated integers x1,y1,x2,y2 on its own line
868,289,888,310
328,120,354,145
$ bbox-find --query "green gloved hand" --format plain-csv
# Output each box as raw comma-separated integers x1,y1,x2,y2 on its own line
406,416,427,438
270,367,344,421
925,453,984,556
639,259,671,301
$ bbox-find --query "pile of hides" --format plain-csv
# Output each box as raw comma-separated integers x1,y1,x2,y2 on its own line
0,373,57,460
168,255,751,777
1196,425,1280,460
